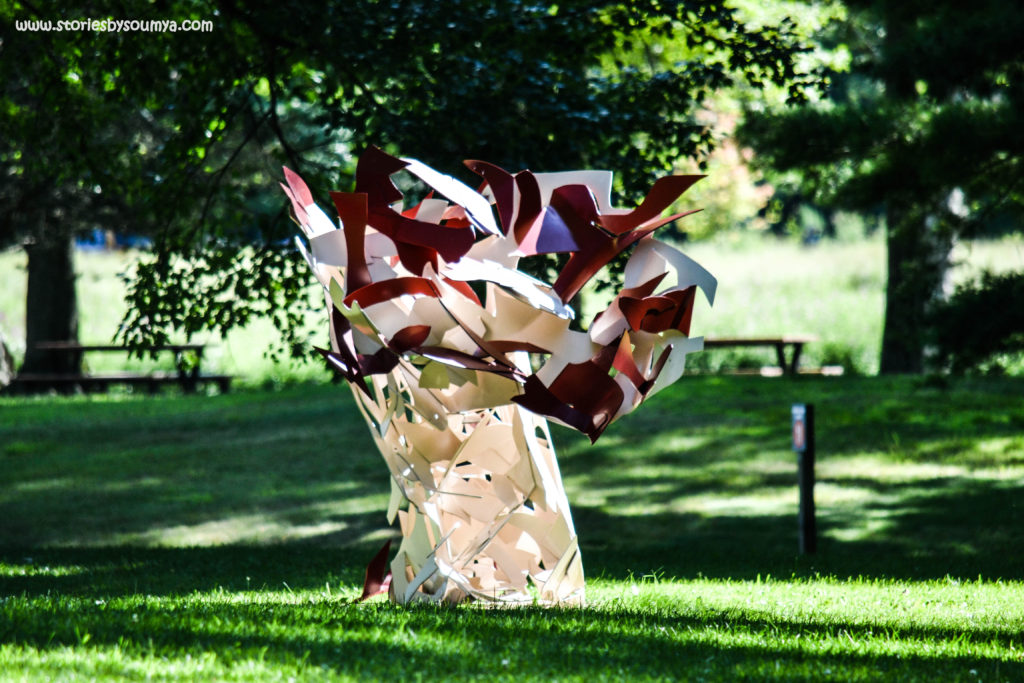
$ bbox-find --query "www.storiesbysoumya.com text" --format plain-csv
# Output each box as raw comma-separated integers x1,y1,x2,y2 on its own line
15,18,213,33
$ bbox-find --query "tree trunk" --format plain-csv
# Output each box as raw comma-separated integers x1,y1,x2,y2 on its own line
19,231,80,375
879,205,951,374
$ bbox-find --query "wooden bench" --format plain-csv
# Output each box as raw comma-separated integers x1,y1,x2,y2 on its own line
9,342,232,395
702,336,819,375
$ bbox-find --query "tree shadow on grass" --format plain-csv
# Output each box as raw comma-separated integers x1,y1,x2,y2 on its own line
0,541,380,598
573,473,1024,583
605,375,1024,462
3,469,1019,604
553,376,1024,583
0,385,394,547
3,376,1022,593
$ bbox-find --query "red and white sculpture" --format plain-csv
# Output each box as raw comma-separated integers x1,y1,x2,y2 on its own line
282,147,715,605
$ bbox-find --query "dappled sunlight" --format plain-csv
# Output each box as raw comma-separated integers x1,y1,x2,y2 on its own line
0,385,398,548
94,477,165,494
669,489,796,518
823,509,897,543
551,375,1024,582
112,494,392,547
2,377,1022,585
976,436,1024,463
819,456,972,483
9,477,78,495
122,513,349,547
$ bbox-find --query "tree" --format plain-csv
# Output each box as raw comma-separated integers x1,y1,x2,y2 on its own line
0,8,121,374
741,0,1024,373
2,1,320,372
929,271,1024,374
3,1,814,368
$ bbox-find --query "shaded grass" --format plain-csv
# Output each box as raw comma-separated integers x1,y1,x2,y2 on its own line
0,386,384,547
1,376,1023,679
558,375,1024,583
4,375,1022,578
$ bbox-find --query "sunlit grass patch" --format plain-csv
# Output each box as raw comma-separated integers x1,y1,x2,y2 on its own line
2,570,1022,681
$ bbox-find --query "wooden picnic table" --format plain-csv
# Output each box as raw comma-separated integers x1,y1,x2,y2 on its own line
703,336,818,375
10,341,231,394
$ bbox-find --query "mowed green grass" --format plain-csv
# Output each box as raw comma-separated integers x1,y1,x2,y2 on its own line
2,376,1023,680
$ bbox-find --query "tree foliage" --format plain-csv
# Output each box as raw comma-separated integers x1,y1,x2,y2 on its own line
740,0,1024,372
929,271,1024,375
3,1,814,363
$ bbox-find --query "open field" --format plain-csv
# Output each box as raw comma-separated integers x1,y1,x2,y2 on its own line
2,376,1023,680
2,234,1023,383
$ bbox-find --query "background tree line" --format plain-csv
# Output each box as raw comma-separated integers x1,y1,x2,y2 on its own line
1,0,1021,379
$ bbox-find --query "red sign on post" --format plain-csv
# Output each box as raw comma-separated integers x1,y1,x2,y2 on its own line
792,404,806,452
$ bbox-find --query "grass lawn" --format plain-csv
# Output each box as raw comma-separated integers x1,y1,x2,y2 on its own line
2,376,1023,680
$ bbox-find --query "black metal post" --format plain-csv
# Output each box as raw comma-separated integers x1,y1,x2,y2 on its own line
793,403,817,554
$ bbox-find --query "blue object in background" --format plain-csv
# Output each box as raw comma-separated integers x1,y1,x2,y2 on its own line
75,229,152,251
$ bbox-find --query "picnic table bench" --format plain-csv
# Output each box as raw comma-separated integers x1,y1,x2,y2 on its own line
10,342,232,394
702,335,819,375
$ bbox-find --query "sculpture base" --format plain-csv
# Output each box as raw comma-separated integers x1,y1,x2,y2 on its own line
352,381,584,606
